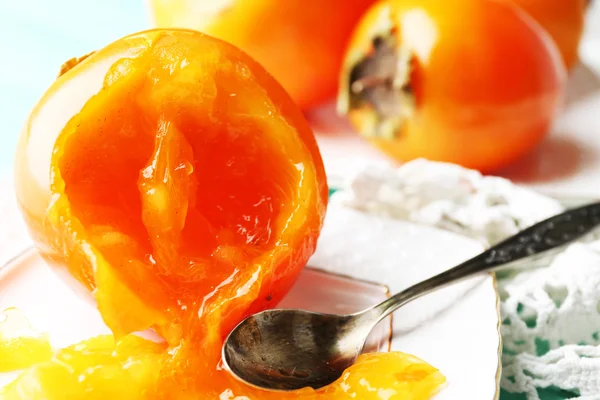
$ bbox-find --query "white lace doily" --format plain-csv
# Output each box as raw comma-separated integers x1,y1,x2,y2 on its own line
332,159,600,400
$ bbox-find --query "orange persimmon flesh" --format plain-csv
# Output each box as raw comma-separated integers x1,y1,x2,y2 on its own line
0,333,443,400
6,29,445,399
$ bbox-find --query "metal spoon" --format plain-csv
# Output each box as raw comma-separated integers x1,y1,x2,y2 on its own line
223,201,600,391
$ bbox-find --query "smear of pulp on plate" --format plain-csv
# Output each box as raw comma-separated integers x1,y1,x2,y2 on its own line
3,29,445,399
0,308,52,373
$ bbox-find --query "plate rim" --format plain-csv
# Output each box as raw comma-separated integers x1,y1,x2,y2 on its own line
471,193,595,400
487,193,594,400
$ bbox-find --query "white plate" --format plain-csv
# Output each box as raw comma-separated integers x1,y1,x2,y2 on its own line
310,207,500,400
0,206,500,399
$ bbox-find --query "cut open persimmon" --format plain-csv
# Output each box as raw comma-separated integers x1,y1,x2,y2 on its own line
17,28,328,343
8,29,445,399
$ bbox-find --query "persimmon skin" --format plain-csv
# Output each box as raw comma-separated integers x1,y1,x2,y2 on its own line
338,0,566,173
148,0,376,110
508,0,586,71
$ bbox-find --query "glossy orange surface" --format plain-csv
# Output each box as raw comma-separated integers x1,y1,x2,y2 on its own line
0,333,444,399
16,28,328,340
508,0,586,70
8,29,444,399
0,335,166,399
148,0,377,110
339,0,566,173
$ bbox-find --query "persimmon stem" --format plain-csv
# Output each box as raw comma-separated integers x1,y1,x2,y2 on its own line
345,33,416,139
351,76,392,94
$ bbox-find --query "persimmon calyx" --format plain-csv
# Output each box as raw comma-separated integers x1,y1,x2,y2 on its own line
58,51,96,78
341,32,415,140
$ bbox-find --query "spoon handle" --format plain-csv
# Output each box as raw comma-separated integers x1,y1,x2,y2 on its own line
368,201,600,323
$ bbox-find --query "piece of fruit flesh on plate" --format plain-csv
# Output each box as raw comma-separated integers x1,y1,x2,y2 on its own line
0,308,53,372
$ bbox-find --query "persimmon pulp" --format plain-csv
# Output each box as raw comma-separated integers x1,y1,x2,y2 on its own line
0,331,445,399
44,30,327,344
11,29,444,399
0,309,52,373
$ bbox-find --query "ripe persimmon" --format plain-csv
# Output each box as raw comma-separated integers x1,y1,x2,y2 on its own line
147,0,377,110
338,0,566,173
9,29,445,399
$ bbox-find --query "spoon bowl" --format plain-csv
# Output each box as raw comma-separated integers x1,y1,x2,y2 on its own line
223,310,364,391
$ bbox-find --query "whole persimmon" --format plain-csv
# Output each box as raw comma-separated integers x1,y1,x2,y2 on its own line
9,29,445,399
338,0,566,173
147,0,377,110
508,0,586,70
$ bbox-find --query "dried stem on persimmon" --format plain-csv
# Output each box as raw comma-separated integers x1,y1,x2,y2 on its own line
344,33,416,139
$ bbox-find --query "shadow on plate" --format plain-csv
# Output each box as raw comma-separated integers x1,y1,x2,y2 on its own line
565,62,600,107
305,101,355,135
500,135,596,184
